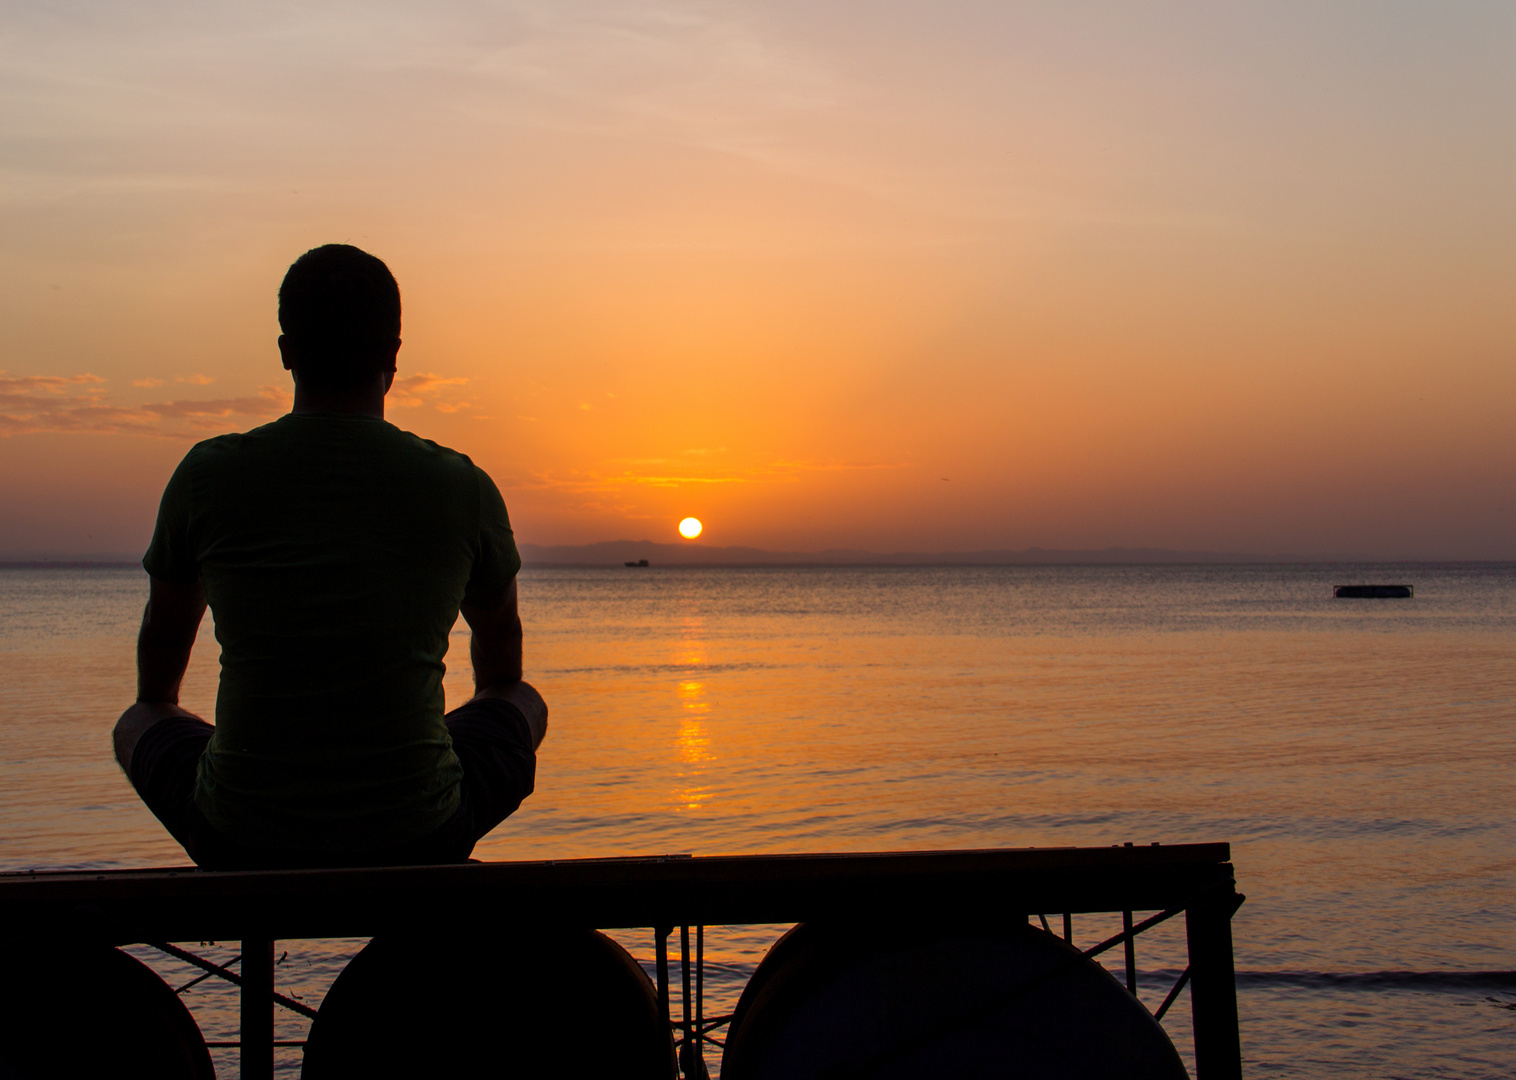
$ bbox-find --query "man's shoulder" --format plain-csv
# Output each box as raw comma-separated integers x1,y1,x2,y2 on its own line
176,415,495,493
184,415,457,457
385,425,488,478
177,420,280,466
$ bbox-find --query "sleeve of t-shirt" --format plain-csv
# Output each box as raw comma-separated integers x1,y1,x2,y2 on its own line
142,453,201,585
464,466,522,602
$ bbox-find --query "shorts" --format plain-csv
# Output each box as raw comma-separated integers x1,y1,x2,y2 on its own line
128,697,537,870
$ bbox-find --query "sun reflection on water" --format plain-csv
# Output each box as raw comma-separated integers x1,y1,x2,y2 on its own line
674,680,714,809
673,621,714,810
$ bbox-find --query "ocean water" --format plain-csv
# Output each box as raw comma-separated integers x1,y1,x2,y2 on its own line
1,563,1513,1077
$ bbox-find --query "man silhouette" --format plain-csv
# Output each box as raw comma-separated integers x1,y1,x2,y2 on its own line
112,244,546,869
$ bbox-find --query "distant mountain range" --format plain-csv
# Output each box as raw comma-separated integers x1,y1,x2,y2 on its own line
0,545,1491,567
517,540,1310,567
0,554,141,567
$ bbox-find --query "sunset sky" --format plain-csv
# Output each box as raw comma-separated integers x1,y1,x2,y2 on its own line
3,1,1514,559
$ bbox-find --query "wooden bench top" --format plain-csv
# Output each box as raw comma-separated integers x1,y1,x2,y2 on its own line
0,844,1233,941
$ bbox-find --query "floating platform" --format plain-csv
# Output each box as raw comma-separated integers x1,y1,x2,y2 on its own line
0,844,1244,1079
1335,584,1413,598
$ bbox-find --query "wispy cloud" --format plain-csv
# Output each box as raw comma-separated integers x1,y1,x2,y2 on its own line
0,372,288,437
1,374,105,394
390,372,471,412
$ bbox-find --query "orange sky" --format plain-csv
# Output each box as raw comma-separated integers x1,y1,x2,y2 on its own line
3,2,1514,559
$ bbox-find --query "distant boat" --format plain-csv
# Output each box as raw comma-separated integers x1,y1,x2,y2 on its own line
1335,584,1413,598
625,559,650,568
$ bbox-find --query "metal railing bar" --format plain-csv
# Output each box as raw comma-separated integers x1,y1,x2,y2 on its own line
1153,966,1192,1022
655,925,671,1030
695,925,704,1057
670,1013,735,1033
174,953,240,995
1123,910,1137,993
680,924,703,1078
1080,903,1188,963
146,940,319,1020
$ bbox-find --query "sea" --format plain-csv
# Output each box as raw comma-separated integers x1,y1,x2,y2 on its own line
1,563,1513,1078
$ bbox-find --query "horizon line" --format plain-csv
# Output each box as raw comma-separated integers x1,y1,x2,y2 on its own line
8,539,1513,571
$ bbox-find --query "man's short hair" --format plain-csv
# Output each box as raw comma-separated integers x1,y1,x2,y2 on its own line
278,245,401,390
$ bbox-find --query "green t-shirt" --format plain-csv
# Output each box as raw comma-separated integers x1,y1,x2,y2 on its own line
143,412,520,852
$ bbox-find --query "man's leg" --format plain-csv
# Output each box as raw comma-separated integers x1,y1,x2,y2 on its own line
469,681,548,749
113,701,202,778
113,702,221,864
433,682,547,860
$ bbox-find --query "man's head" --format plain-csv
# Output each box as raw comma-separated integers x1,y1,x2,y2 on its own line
278,244,401,393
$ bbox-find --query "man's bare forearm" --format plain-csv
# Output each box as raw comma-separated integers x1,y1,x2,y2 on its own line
460,578,523,692
460,579,545,747
137,577,207,703
137,625,196,703
470,624,523,689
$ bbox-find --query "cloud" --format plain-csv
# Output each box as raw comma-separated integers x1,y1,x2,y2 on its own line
145,388,289,421
1,373,105,393
177,373,215,385
132,378,165,388
390,372,472,413
0,372,289,437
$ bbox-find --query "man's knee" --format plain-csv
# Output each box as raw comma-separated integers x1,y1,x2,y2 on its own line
470,681,548,750
113,702,200,779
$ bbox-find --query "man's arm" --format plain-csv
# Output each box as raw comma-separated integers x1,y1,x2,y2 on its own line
114,576,207,778
460,578,523,690
137,576,208,703
459,578,547,749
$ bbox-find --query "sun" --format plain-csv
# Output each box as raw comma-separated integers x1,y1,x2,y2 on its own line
678,517,703,539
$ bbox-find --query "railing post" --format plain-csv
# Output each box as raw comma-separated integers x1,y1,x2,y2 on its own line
1123,909,1137,994
680,925,705,1078
695,925,705,1072
655,925,672,1041
1186,891,1243,1080
240,938,275,1080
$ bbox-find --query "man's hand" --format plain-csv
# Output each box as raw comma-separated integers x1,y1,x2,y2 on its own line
137,576,207,704
460,578,524,692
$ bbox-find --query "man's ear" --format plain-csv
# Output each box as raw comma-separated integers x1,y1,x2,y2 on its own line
379,338,399,395
278,334,295,372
